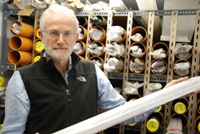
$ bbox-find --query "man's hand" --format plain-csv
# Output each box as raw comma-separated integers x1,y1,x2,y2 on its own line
164,76,200,95
164,77,188,88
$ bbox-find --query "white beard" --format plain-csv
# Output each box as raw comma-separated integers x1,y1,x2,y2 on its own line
45,45,72,61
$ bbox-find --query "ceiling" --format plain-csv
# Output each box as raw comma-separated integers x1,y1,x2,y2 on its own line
79,0,164,11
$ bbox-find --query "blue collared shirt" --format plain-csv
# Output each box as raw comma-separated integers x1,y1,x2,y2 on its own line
1,58,155,134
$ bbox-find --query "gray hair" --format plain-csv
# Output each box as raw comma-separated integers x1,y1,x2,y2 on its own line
39,4,79,32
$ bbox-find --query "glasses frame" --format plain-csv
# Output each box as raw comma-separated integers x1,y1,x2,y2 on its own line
42,30,77,39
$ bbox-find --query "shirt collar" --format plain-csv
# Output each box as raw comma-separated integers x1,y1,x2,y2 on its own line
43,52,72,72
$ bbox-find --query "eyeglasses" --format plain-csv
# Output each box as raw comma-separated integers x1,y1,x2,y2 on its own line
43,30,76,39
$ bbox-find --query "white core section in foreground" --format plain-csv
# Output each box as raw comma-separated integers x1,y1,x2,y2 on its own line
54,76,200,134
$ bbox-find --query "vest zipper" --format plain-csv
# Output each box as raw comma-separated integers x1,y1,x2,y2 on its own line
66,89,71,102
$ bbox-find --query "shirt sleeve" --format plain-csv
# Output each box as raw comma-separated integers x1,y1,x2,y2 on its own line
95,65,126,111
1,71,30,134
95,65,156,124
123,106,158,125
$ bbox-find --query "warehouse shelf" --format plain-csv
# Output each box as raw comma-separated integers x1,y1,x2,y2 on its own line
0,3,200,134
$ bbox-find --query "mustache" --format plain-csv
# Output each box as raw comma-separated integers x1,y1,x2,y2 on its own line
54,46,68,49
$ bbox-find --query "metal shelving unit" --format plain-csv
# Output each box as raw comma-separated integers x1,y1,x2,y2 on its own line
0,3,200,134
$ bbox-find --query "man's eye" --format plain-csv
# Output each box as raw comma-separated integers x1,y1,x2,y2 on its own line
63,32,70,37
50,31,59,36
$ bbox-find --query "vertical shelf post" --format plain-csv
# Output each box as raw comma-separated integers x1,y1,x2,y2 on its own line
164,11,178,133
187,10,200,134
85,12,93,61
141,11,155,134
119,11,133,134
103,11,113,77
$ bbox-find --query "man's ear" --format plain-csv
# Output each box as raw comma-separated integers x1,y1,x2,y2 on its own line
75,33,79,40
39,30,43,39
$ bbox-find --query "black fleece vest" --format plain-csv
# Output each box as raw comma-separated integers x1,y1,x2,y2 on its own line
18,53,98,134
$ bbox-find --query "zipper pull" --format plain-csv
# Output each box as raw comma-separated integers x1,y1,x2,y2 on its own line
66,89,71,102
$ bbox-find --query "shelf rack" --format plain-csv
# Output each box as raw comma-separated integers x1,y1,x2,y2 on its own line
1,6,199,77
0,3,200,134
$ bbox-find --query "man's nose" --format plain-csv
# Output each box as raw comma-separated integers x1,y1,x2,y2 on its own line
57,33,65,42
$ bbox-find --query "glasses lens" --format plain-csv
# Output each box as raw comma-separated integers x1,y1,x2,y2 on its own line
49,31,59,37
44,31,76,39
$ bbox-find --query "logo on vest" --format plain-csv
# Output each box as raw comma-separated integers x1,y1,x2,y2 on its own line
77,75,87,82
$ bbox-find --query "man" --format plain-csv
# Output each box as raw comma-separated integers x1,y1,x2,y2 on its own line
0,4,191,134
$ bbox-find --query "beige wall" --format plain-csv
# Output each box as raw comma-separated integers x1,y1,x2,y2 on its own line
0,3,3,42
0,3,3,53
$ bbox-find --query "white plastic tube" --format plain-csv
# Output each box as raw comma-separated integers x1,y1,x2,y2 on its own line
53,76,200,134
